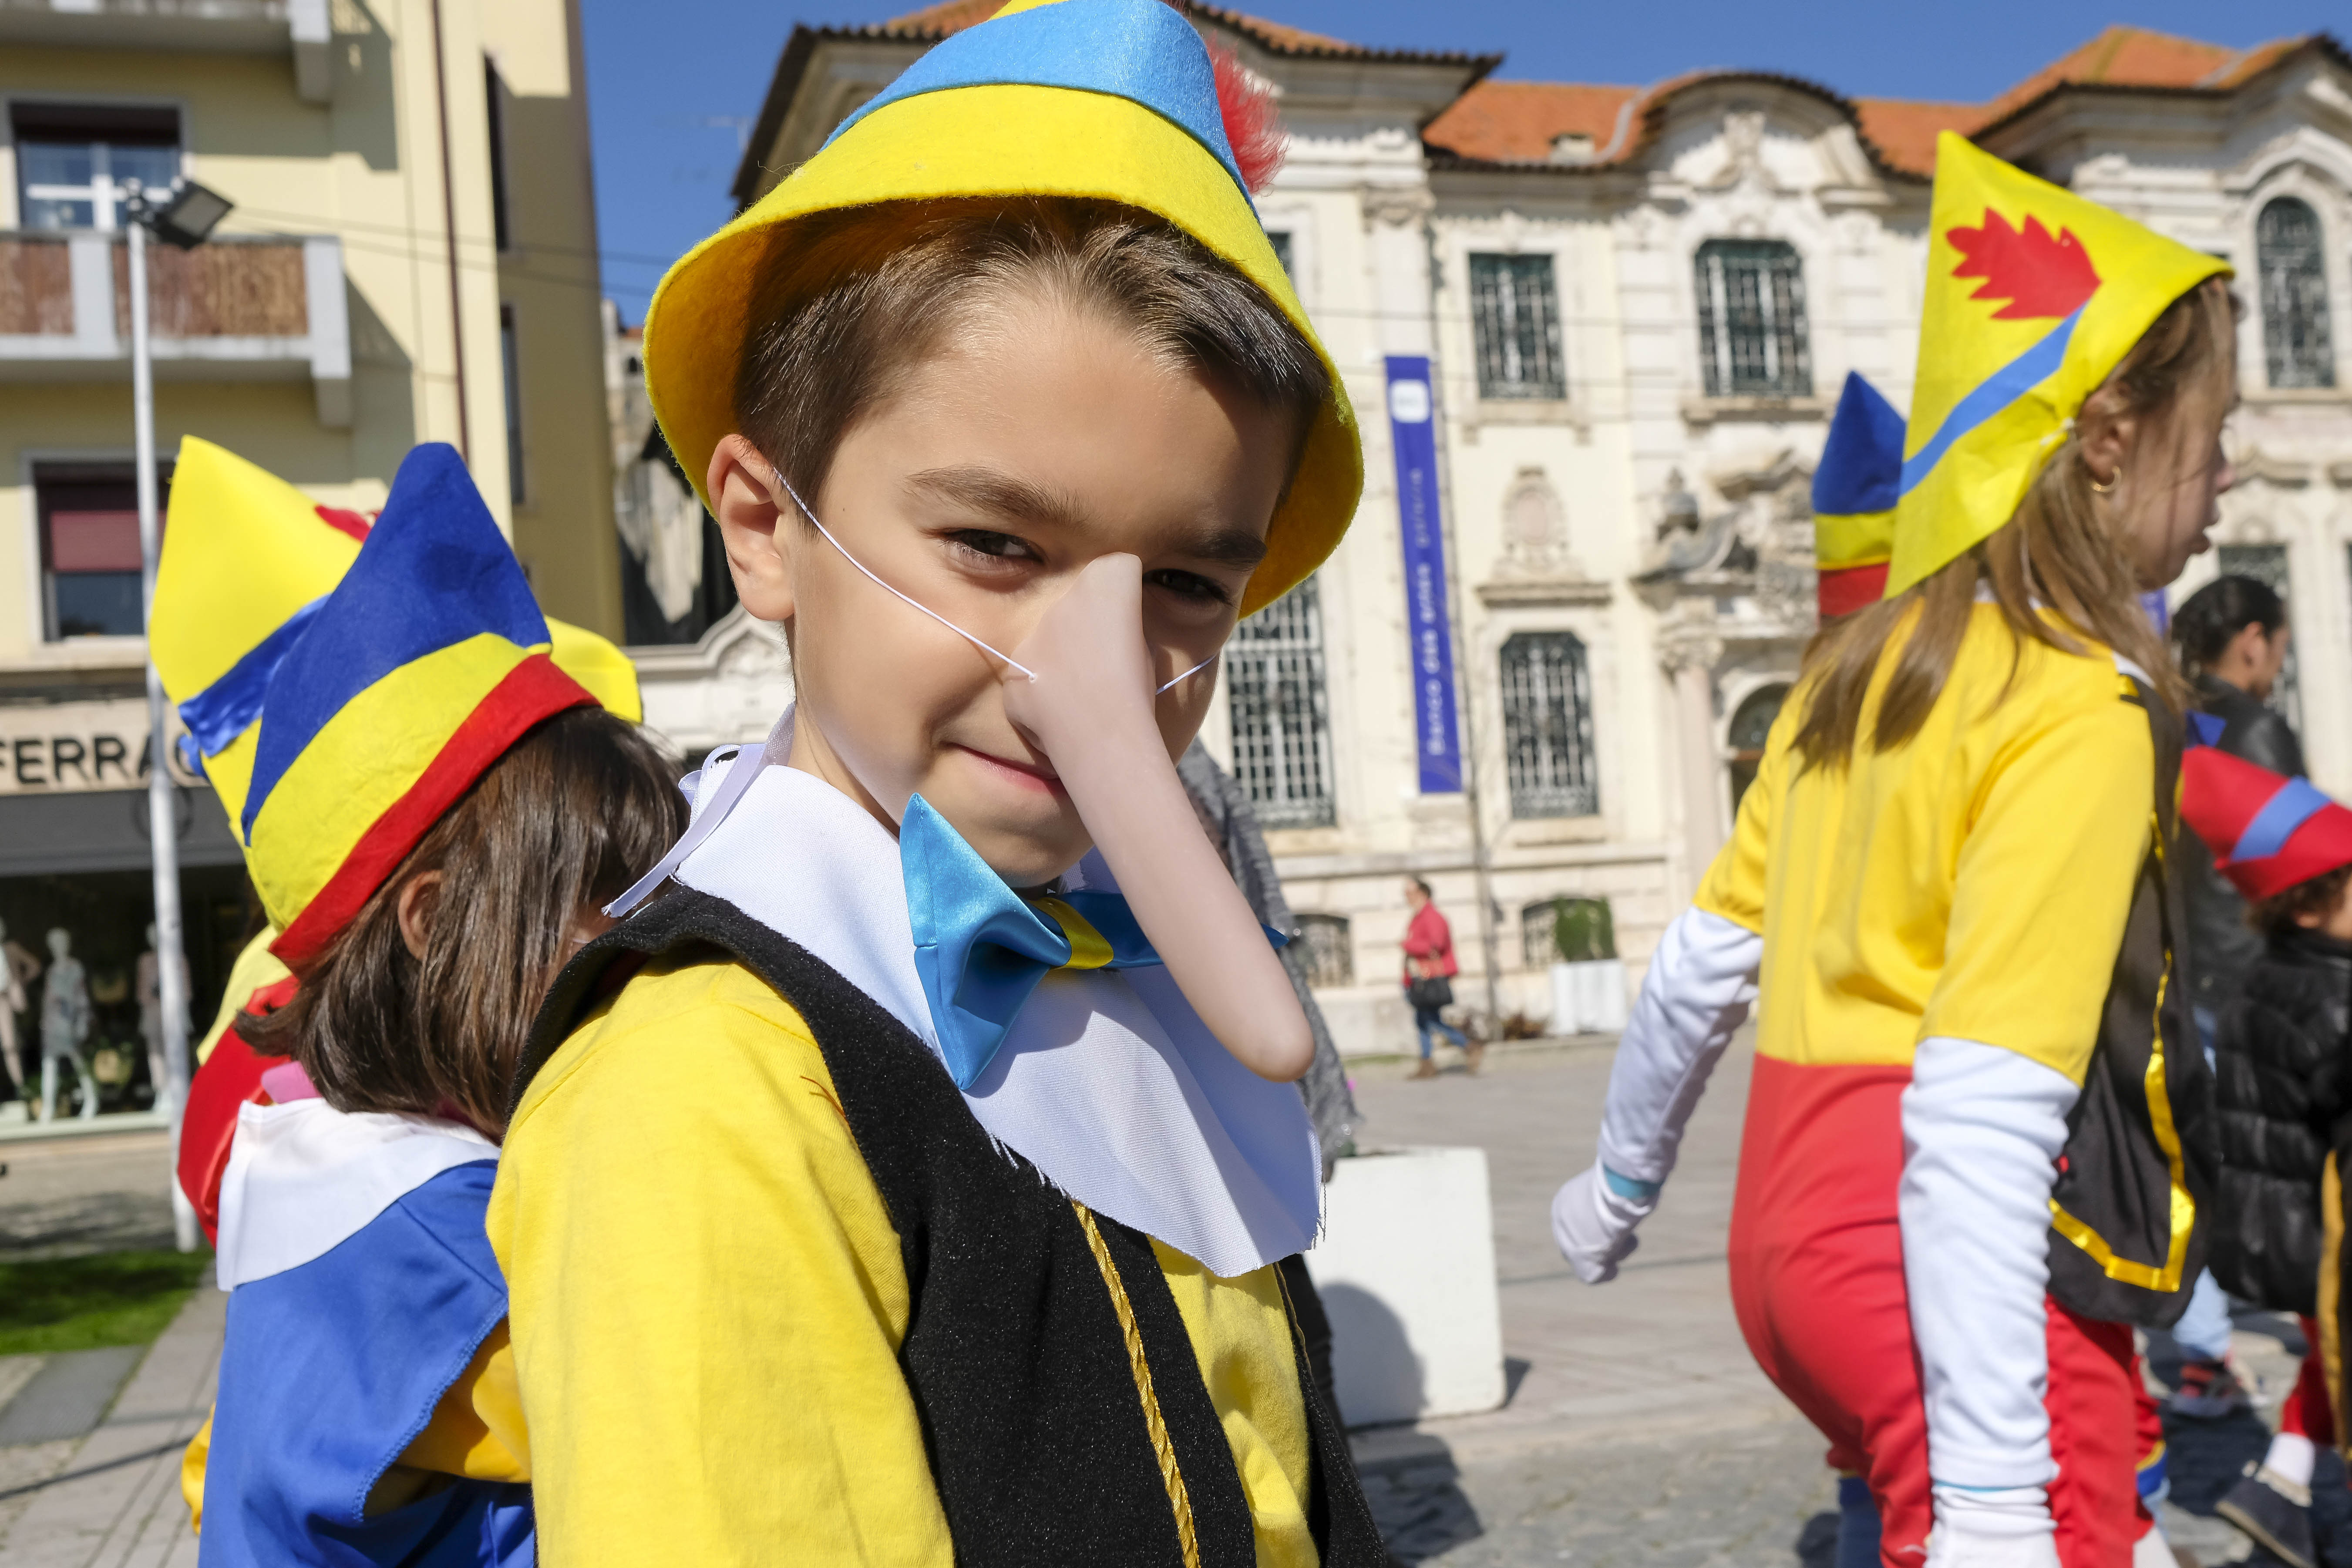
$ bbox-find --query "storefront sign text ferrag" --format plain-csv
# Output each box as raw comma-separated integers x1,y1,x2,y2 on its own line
0,699,201,795
1384,355,1463,794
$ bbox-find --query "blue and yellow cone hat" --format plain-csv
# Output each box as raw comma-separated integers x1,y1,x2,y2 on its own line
640,0,1358,618
1888,134,2228,597
154,441,643,970
1812,372,1904,618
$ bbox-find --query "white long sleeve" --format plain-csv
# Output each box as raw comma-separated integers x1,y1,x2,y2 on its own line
1595,907,1763,1191
1900,1035,2080,1490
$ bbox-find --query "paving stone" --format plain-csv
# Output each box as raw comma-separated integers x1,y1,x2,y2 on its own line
0,1349,144,1445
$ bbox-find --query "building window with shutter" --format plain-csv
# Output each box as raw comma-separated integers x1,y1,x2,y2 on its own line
35,463,171,639
1225,576,1336,829
2258,198,2335,390
1695,239,1811,397
1501,631,1598,818
1468,254,1567,400
1294,913,1353,987
2224,544,2301,732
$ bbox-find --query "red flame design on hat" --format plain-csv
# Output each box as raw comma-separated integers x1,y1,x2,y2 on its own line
1948,210,2101,321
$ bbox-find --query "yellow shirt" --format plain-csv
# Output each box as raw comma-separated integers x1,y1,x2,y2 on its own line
1697,603,2153,1084
488,954,1316,1568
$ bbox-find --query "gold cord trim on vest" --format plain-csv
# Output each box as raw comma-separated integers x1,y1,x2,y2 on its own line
1072,1202,1201,1568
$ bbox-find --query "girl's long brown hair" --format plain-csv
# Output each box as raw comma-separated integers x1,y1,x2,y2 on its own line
1793,278,2235,770
249,707,686,1135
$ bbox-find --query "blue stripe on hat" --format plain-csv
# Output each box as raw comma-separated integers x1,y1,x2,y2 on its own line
824,0,1250,202
240,444,549,840
1901,308,2083,496
176,596,326,760
1813,373,1906,515
2234,775,2331,865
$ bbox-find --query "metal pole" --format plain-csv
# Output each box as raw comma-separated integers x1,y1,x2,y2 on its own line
128,213,197,1252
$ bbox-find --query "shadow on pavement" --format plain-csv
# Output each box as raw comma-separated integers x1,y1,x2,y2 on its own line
1356,1432,1484,1565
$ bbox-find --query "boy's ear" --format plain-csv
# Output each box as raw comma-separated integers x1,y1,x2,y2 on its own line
708,434,797,622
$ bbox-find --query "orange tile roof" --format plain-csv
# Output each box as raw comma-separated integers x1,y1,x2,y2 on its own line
1423,81,1639,165
1851,98,1980,177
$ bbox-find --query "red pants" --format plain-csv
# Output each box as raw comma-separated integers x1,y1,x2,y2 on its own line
2280,1319,2334,1446
1730,1057,2141,1567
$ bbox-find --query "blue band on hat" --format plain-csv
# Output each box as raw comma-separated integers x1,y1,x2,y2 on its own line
176,596,326,759
1900,308,2083,496
824,0,1251,202
2234,775,2330,865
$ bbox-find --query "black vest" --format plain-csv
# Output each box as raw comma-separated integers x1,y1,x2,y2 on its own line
511,888,1388,1568
2044,673,2215,1327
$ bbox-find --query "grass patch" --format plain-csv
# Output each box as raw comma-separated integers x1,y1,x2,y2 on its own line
0,1248,212,1356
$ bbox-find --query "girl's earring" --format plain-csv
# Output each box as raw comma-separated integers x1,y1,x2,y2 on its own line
2089,470,2119,495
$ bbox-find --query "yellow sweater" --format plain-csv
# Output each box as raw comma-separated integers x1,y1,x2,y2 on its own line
487,953,1317,1567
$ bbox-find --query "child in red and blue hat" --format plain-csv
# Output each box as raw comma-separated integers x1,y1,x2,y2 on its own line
2184,743,2352,1568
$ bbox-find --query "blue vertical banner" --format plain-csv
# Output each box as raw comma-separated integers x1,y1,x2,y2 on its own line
1385,355,1463,794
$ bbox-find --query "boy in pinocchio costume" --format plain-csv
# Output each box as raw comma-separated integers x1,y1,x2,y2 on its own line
1554,133,2234,1568
491,1,1386,1562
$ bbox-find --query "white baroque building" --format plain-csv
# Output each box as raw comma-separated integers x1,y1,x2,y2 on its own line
692,8,2352,1054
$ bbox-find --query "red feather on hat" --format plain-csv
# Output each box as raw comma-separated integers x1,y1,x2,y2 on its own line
1210,44,1285,195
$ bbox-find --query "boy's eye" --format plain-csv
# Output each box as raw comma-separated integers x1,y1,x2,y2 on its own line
1146,569,1233,607
942,529,1042,565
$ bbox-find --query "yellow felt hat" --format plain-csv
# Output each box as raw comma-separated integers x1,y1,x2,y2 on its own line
639,0,1359,617
1888,133,2228,597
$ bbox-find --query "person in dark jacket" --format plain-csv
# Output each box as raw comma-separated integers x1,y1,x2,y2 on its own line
2169,573,2299,1417
2183,744,2352,1568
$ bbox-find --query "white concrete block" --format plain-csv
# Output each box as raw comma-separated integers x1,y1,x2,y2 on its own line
1550,959,1629,1035
1306,1145,1504,1427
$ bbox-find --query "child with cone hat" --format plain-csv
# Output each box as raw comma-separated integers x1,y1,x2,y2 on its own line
2184,744,2352,1568
150,439,683,1563
488,1,1386,1562
1551,131,2236,1567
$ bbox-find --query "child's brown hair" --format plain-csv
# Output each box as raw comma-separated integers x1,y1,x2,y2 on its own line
2249,863,2352,939
249,707,685,1134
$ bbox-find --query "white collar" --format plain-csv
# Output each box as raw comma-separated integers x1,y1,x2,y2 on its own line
667,708,1321,1277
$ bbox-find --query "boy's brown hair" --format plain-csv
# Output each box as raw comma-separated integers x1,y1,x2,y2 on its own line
2249,863,2352,939
734,196,1330,506
249,707,685,1134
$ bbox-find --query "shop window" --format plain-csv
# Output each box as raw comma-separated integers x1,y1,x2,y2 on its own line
2258,198,2334,390
1468,253,1566,400
1294,912,1352,987
35,463,170,639
500,303,525,505
2222,544,2300,732
1727,683,1790,814
13,103,181,232
1226,575,1335,828
1695,239,1811,397
1501,631,1597,819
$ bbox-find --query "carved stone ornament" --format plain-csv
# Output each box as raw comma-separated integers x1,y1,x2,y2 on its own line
1360,185,1434,229
1499,467,1568,577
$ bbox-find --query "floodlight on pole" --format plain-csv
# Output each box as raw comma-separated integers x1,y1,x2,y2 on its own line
122,176,232,1254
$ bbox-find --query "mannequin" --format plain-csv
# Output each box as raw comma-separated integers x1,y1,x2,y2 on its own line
40,926,97,1121
0,918,30,1107
137,922,188,1112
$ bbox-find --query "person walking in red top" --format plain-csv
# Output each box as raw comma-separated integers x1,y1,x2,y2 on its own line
1401,878,1477,1078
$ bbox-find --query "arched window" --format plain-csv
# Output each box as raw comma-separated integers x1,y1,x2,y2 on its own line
1695,240,1811,397
1501,632,1598,818
1293,913,1353,987
1521,896,1615,968
2259,198,2335,390
1226,576,1335,828
1727,683,1790,814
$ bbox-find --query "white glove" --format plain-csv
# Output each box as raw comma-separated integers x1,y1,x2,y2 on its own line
1924,1486,2058,1568
1550,1164,1654,1283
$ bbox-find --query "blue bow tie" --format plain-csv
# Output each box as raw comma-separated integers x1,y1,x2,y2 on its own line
902,794,1166,1090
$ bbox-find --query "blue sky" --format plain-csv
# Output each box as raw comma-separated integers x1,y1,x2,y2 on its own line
582,0,2341,320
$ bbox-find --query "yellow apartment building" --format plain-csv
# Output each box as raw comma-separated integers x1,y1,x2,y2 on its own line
0,0,617,1110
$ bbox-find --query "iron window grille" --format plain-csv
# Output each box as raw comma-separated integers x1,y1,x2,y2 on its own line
1523,897,1614,968
1468,253,1568,400
2258,198,2335,390
1294,913,1353,987
1226,576,1336,828
1501,632,1598,819
1695,239,1812,397
2221,544,2301,734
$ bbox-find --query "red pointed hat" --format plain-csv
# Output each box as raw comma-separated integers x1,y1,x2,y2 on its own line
2181,745,2352,902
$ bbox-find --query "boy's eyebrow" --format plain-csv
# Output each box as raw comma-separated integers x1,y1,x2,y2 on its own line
1168,525,1269,571
905,467,1087,532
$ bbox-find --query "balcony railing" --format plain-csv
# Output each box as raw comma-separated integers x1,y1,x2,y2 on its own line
0,232,350,425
